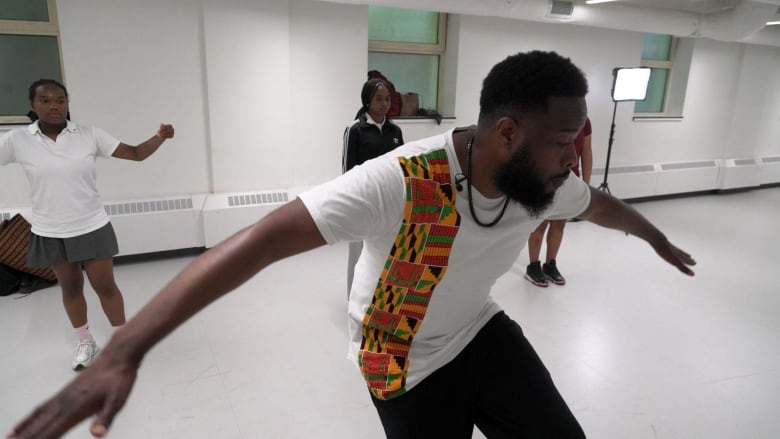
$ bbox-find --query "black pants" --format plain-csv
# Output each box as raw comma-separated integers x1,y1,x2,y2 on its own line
371,311,585,439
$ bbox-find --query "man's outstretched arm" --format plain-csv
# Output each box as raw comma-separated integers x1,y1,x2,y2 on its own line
7,198,326,439
578,187,696,276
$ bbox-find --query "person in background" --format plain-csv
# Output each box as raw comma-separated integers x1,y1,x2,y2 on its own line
525,116,592,287
7,52,695,439
0,79,174,370
342,78,404,295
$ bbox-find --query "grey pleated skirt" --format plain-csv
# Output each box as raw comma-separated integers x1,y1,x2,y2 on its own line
27,222,119,268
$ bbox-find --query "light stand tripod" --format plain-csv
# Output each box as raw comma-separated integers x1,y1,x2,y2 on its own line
598,66,652,195
598,100,619,194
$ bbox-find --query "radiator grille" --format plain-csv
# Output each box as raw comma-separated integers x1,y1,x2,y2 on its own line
661,161,716,171
734,158,756,166
592,164,655,175
104,198,193,216
227,192,289,207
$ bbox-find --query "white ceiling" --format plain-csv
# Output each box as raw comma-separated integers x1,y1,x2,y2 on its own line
612,0,745,15
557,0,780,45
318,0,780,46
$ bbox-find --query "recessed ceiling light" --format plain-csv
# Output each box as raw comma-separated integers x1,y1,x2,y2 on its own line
766,21,780,26
585,0,618,4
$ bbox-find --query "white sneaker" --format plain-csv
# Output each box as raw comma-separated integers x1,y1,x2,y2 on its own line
72,339,99,371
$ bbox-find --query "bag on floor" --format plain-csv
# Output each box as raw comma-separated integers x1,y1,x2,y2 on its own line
0,263,22,296
0,214,57,282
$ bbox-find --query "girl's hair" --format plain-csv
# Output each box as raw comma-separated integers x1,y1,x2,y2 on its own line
354,79,386,120
28,78,69,102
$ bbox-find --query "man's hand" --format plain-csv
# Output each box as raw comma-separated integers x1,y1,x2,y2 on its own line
581,187,697,276
651,238,696,276
7,353,138,439
7,199,327,438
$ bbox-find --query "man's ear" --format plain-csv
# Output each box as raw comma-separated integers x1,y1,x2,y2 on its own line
495,116,524,153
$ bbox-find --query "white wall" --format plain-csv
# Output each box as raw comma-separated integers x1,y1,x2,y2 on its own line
289,0,368,186
202,0,292,193
628,39,744,163
59,0,210,199
454,16,645,170
2,0,780,210
2,0,211,207
741,45,780,158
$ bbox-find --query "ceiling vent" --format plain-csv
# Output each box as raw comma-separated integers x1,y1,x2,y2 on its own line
546,0,575,21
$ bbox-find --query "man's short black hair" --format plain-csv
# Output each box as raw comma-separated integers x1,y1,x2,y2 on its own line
479,50,588,122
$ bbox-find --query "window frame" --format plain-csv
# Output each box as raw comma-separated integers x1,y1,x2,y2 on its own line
635,35,678,116
368,12,446,54
0,0,64,124
368,11,448,114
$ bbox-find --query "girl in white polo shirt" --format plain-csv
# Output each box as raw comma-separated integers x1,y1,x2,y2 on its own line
0,79,174,370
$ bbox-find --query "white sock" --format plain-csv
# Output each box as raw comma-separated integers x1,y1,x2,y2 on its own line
74,323,93,342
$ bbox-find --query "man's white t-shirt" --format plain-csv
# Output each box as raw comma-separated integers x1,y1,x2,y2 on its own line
0,121,120,237
298,128,591,399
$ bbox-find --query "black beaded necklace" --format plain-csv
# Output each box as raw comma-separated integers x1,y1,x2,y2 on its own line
465,136,510,228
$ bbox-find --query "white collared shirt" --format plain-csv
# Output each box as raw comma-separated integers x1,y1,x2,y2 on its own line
365,113,386,131
0,121,120,237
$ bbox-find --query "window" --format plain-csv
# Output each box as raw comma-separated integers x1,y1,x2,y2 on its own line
635,33,674,114
634,33,691,118
367,6,449,115
0,0,64,124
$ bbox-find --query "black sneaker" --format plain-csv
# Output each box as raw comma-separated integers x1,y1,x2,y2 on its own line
525,261,548,287
543,260,566,286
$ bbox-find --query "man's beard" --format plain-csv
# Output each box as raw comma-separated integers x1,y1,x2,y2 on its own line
493,144,558,217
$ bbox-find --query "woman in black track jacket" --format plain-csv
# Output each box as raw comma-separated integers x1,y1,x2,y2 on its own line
342,78,404,173
342,78,404,295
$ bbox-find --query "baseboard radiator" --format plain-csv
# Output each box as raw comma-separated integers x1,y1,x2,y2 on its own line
592,155,780,199
104,195,207,256
760,156,780,185
201,189,291,248
1,196,208,257
2,157,779,256
0,191,295,257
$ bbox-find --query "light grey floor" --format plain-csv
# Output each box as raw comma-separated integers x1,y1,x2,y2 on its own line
2,188,779,439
